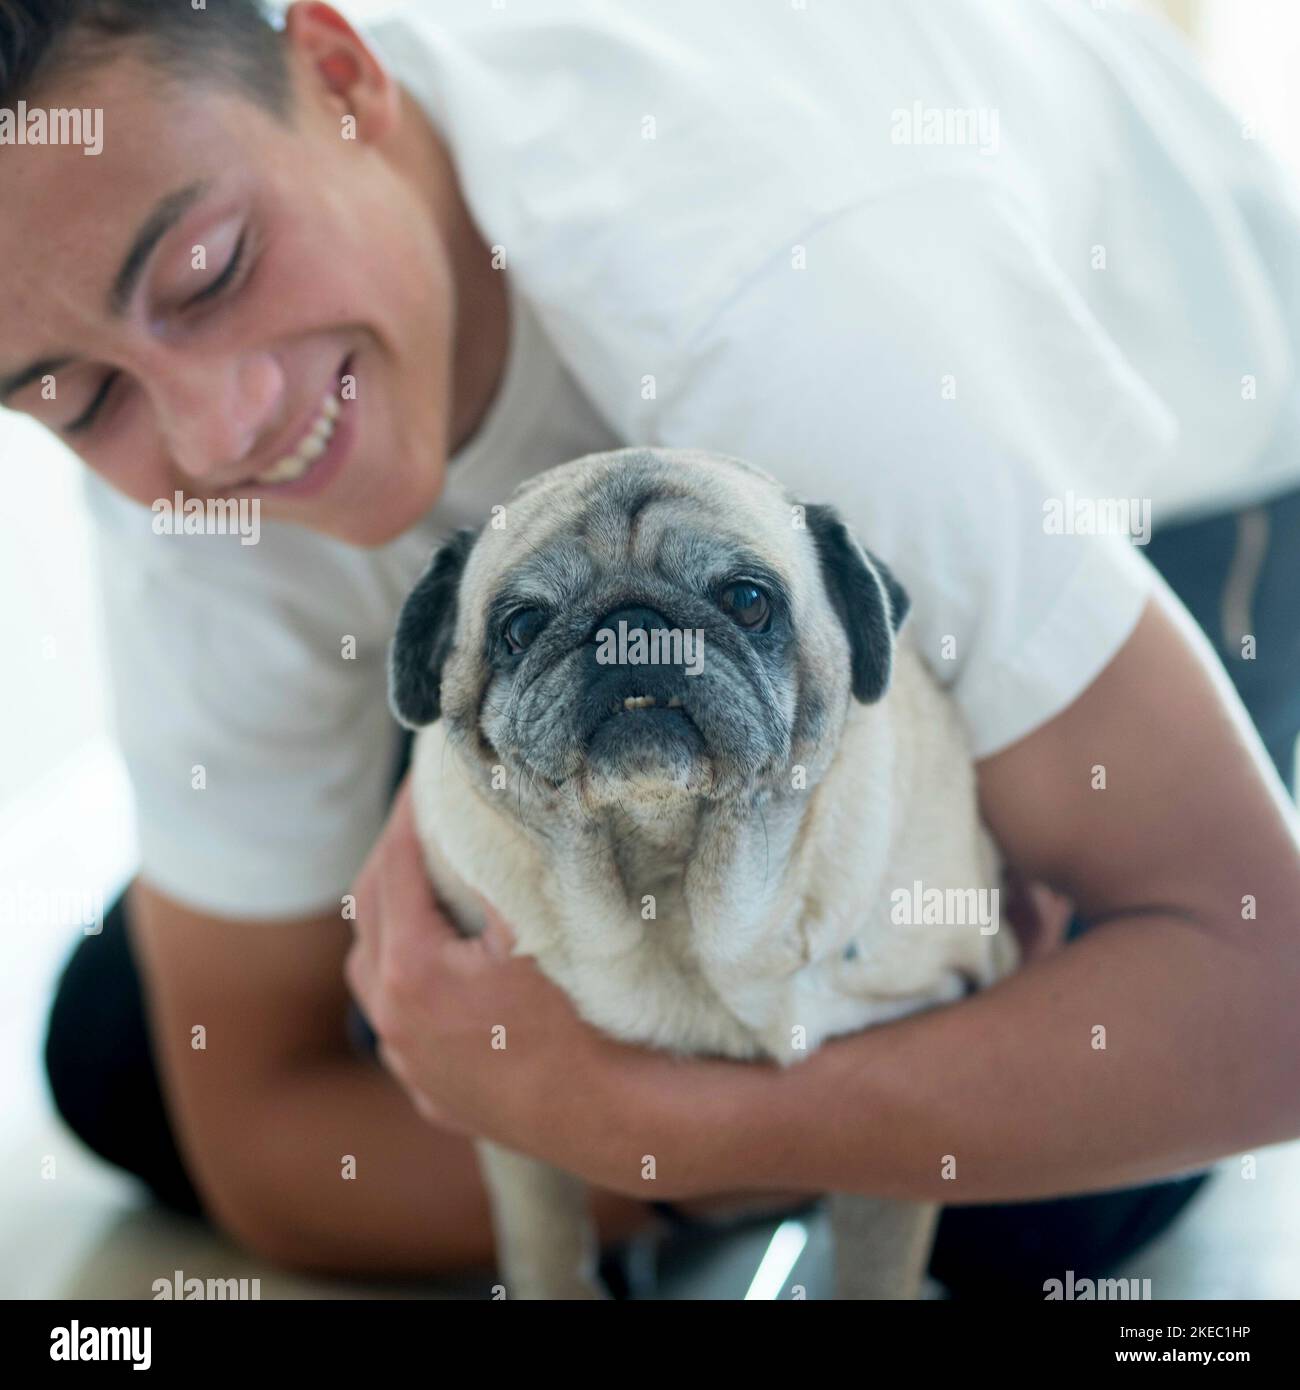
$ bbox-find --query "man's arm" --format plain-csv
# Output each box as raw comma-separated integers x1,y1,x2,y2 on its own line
665,588,1300,1201
127,882,653,1273
340,589,1300,1206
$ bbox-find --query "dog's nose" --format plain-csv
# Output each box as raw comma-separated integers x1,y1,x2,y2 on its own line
592,604,674,641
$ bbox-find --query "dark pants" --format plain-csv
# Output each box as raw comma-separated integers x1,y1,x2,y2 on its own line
43,490,1300,1296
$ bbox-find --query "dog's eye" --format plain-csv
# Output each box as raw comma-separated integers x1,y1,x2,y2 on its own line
504,607,547,653
718,581,771,631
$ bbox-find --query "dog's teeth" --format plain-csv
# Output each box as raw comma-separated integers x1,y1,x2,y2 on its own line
623,695,656,710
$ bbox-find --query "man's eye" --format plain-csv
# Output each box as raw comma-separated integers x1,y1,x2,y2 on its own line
65,372,119,434
185,231,246,308
58,231,248,435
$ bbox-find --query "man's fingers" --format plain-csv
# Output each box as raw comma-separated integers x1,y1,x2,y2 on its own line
379,790,456,937
346,783,429,1011
480,899,516,960
348,803,393,999
383,779,422,859
345,856,382,1006
371,778,464,1009
1003,873,1074,963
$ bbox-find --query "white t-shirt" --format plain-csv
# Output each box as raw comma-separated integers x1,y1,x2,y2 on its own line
87,0,1300,919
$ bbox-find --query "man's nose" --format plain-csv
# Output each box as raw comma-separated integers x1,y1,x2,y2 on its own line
152,352,284,483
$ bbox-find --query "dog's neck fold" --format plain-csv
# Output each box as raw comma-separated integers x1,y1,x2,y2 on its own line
536,781,816,975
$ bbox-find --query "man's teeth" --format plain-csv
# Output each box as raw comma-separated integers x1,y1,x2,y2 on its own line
255,390,341,484
620,694,685,711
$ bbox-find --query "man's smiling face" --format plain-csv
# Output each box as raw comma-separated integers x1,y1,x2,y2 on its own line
0,4,487,546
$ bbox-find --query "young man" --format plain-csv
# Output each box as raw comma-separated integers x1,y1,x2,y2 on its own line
6,0,1299,1296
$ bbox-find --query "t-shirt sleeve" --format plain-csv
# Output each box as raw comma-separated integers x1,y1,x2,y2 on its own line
94,529,403,921
644,177,1180,756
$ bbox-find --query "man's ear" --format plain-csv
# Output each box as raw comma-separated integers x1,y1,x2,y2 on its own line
388,528,479,729
802,503,910,704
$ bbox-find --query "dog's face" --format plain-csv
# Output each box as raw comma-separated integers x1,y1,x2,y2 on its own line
389,448,908,808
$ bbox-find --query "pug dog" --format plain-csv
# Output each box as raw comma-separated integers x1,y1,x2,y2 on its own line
388,446,1016,1299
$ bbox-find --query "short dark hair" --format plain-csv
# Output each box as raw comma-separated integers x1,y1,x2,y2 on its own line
0,0,291,116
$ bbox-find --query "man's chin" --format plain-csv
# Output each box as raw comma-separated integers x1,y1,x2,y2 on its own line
319,453,448,548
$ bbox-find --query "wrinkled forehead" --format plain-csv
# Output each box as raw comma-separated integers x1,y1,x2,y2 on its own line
467,455,802,605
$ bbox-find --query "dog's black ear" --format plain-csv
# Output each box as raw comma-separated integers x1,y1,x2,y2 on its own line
388,528,479,729
802,503,910,704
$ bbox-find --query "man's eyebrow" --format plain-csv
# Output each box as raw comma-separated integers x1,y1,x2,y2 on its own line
108,179,212,317
0,181,214,403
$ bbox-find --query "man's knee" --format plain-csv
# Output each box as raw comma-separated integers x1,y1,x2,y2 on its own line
43,895,204,1217
44,904,133,1145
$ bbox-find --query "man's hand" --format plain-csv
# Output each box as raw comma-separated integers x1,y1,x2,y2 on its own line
345,785,827,1209
346,784,651,1178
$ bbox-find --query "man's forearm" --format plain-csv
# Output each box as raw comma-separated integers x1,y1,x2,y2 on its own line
213,1053,491,1274
648,914,1299,1203
207,1055,653,1275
